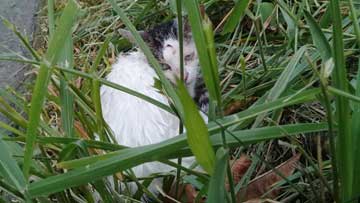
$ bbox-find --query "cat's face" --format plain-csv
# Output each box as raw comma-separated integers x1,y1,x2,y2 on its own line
161,38,199,90
119,19,200,96
140,19,200,96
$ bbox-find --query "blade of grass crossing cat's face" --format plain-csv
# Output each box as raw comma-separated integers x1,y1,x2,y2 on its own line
107,0,184,119
183,1,221,109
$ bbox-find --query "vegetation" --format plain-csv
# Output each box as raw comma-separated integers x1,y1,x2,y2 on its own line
0,0,360,202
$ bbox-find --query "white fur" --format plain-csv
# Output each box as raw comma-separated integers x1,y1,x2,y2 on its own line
100,51,199,194
100,35,204,196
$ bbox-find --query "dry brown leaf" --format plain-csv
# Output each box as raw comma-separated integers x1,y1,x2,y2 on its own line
238,154,301,201
230,155,252,184
75,77,83,89
47,84,59,97
184,184,203,203
224,97,257,115
164,154,299,202
74,120,90,140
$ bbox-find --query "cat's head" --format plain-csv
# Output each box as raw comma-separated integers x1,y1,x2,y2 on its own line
119,19,199,96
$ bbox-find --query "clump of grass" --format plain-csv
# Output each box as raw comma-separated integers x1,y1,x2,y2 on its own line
0,0,360,202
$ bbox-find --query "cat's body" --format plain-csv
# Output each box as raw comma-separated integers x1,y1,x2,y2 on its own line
100,19,207,194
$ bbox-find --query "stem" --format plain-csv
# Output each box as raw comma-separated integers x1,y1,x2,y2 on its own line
304,53,339,202
48,0,55,37
176,0,184,81
329,0,352,199
175,0,184,199
254,17,267,72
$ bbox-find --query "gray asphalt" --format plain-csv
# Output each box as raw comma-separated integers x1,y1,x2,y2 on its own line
0,0,38,122
0,0,39,88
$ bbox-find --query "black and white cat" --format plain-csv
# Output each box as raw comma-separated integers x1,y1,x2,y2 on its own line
100,19,207,192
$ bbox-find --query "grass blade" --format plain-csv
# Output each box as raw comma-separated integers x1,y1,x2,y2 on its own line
23,0,79,180
304,11,331,61
329,0,352,200
176,81,215,174
107,0,183,118
267,46,307,101
90,37,111,141
59,33,75,138
0,17,40,61
58,122,328,169
28,121,328,197
27,89,321,196
55,66,174,114
352,61,360,197
0,138,26,193
221,0,251,35
207,147,228,203
348,0,360,46
183,0,221,106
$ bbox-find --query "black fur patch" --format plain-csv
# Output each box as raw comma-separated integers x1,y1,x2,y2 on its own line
143,20,178,60
143,19,192,61
194,76,209,113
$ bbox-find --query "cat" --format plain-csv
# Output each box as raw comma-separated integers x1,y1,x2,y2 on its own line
100,19,208,195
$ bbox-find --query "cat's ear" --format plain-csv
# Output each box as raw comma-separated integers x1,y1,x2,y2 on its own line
183,17,192,40
174,17,192,41
118,29,149,44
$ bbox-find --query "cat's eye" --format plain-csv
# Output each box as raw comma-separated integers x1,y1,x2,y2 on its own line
162,63,171,71
165,44,173,48
185,53,194,62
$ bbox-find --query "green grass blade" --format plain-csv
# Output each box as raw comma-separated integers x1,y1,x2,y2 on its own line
47,0,55,37
276,0,302,27
348,0,360,46
55,66,173,114
89,37,111,141
23,63,53,180
23,0,79,180
304,11,331,61
221,0,251,35
328,86,360,103
203,15,221,108
183,0,221,106
0,121,25,137
329,0,353,200
352,60,360,197
0,17,40,61
27,89,321,197
267,46,307,101
0,138,26,193
207,147,228,203
28,122,328,197
92,79,105,141
59,33,75,138
176,81,215,174
59,125,328,170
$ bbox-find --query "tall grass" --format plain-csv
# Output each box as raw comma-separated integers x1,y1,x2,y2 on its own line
0,0,359,202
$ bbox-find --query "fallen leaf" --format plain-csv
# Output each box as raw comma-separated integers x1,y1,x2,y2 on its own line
224,97,257,115
230,155,252,184
238,154,301,201
74,120,90,139
165,154,299,202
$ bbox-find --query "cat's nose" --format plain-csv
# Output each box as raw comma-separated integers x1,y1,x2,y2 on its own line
184,72,189,82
